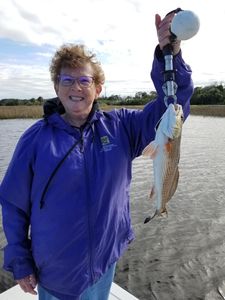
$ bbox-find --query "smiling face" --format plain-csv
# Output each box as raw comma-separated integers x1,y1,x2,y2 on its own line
55,63,102,126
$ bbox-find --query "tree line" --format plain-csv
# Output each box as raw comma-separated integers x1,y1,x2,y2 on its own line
1,84,225,106
0,96,45,106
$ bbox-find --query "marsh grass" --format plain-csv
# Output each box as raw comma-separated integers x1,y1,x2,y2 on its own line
190,105,225,117
0,106,43,119
0,104,143,119
0,104,225,119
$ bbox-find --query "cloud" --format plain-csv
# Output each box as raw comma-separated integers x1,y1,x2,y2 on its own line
0,0,225,99
0,62,54,99
0,0,153,47
11,0,41,24
0,0,158,98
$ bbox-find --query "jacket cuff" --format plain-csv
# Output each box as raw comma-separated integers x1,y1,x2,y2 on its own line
10,258,36,280
154,44,182,61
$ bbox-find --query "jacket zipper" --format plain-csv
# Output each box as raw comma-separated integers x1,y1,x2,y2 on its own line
81,131,95,283
39,138,81,209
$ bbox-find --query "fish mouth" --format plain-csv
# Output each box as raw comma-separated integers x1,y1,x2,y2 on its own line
69,96,84,102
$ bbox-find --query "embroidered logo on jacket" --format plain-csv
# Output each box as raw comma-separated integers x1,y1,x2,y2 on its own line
100,136,117,152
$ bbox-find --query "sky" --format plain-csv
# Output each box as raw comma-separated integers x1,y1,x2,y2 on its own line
0,0,225,99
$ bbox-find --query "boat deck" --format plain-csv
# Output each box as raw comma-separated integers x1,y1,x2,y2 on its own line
0,283,139,299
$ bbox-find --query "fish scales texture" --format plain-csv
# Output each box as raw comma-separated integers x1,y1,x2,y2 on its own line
142,103,183,223
161,133,181,211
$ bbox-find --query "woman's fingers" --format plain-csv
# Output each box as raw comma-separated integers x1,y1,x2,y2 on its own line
16,274,37,295
155,13,177,50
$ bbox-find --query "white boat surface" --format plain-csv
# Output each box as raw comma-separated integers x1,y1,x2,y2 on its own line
0,283,139,300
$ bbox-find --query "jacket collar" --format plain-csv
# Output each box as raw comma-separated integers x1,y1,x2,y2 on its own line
44,99,101,133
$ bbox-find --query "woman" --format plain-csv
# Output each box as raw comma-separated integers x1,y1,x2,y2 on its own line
0,12,193,300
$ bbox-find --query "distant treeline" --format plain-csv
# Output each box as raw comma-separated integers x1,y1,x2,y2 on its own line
0,96,45,106
1,84,225,106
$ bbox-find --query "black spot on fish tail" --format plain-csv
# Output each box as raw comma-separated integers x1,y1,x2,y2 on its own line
144,216,151,224
144,211,157,224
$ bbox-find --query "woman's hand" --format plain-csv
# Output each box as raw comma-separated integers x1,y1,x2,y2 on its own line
155,13,181,55
16,274,37,295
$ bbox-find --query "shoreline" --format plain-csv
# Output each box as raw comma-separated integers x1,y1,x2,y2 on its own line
0,104,225,119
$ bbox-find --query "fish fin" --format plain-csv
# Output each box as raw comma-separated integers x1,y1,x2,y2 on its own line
142,141,158,158
160,207,168,216
149,186,155,199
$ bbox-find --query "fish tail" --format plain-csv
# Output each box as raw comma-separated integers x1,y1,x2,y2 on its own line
144,209,159,224
144,216,152,223
144,208,168,224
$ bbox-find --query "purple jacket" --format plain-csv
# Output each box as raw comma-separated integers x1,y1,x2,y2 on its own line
0,47,193,300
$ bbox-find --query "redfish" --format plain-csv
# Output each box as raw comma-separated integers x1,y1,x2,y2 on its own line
142,103,184,223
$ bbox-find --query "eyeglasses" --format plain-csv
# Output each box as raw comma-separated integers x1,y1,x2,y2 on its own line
58,75,94,88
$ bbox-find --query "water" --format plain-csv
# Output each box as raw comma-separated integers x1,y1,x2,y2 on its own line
0,119,37,291
0,116,225,299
